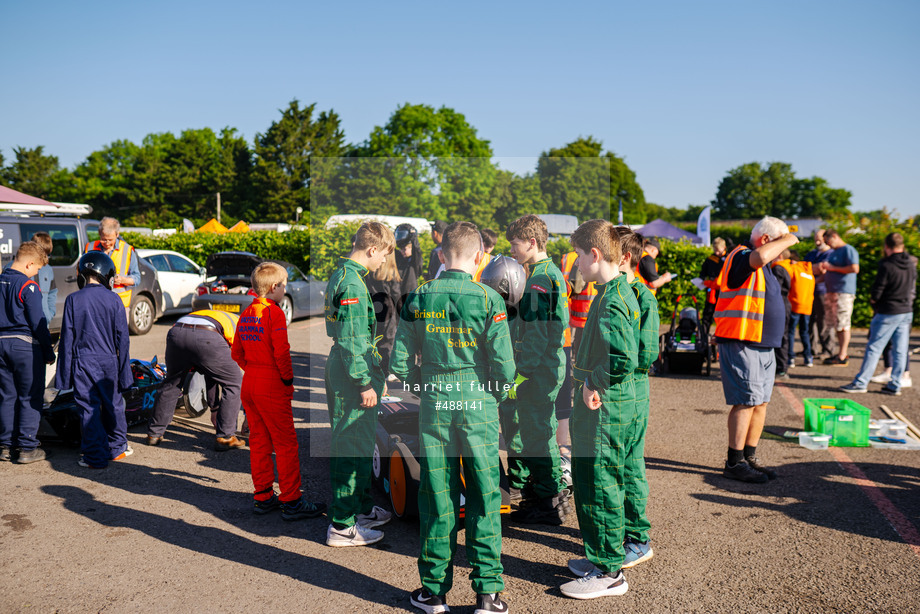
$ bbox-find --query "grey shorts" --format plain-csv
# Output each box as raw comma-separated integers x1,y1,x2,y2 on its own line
824,292,855,331
718,340,776,406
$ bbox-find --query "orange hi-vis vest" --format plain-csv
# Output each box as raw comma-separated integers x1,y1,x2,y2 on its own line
776,260,816,316
85,239,133,308
187,309,240,346
714,245,766,343
637,250,658,296
561,251,597,331
473,252,493,282
703,254,723,305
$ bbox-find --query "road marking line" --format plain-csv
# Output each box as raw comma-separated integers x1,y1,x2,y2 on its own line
777,384,920,559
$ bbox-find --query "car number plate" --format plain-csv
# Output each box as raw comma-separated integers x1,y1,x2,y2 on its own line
212,303,240,313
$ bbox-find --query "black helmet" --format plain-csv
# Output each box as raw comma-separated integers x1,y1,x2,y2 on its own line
395,223,418,249
479,255,526,306
77,251,116,289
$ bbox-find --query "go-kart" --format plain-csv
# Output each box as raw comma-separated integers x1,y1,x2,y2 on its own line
41,358,215,444
372,393,512,520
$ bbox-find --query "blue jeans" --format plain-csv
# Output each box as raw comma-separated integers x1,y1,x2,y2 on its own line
852,312,913,391
787,312,812,365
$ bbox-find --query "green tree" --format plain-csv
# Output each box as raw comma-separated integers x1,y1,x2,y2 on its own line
488,170,547,229
343,103,498,226
67,139,143,218
537,137,646,224
712,162,851,220
66,128,253,227
791,176,852,218
252,99,346,224
0,146,70,200
712,162,795,219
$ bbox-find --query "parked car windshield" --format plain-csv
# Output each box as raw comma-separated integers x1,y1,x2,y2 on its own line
166,254,201,274
145,254,170,271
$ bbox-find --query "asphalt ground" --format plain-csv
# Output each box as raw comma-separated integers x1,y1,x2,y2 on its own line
2,314,919,613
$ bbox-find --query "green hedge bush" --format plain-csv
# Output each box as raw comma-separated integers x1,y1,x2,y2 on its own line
123,229,311,273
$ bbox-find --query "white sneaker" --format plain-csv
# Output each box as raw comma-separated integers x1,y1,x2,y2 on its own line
357,505,393,529
387,374,399,383
870,372,892,384
560,569,628,599
900,374,912,388
326,523,384,547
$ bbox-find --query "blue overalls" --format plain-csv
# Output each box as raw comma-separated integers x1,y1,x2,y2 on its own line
56,284,132,467
0,269,55,452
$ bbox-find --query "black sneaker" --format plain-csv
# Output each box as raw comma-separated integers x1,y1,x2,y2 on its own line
253,494,282,515
280,496,327,521
824,356,849,366
474,592,508,614
745,456,778,480
509,483,538,506
509,493,569,525
0,446,10,462
723,460,769,484
880,386,902,396
410,588,449,614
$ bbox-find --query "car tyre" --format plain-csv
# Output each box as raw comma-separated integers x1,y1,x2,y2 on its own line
129,295,155,335
389,441,420,519
280,295,293,326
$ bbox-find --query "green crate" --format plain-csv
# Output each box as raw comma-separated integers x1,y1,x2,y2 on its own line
802,398,871,447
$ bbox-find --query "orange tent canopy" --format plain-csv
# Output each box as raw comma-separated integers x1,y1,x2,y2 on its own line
198,218,228,233
228,220,249,233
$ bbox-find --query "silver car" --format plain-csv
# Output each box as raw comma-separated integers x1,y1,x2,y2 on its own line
190,251,324,325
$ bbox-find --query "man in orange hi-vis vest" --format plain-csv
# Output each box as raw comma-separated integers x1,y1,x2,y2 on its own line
636,237,673,296
83,217,140,310
776,252,816,369
699,238,727,341
714,217,798,485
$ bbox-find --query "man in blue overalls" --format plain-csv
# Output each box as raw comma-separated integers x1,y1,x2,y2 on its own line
56,252,133,468
0,242,56,463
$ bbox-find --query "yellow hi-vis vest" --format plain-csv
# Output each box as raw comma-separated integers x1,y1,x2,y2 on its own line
637,250,658,296
187,310,239,346
85,239,134,308
714,245,766,343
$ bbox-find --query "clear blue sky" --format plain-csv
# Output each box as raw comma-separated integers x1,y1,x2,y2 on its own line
2,0,918,216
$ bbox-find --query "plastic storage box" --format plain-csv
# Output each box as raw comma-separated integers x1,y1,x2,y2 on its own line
877,419,907,439
802,398,871,447
799,431,831,450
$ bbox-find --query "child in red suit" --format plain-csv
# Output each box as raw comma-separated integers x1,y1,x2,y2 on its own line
231,262,326,520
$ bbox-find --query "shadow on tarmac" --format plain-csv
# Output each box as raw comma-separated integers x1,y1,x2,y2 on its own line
693,461,920,544
41,485,407,608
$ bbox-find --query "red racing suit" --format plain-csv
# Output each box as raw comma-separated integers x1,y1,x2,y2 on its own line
231,297,301,503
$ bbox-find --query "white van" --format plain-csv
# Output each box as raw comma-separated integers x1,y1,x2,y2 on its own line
325,214,432,235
